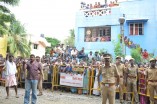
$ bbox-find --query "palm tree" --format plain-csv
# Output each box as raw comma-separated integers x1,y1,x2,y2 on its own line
0,6,16,36
0,0,20,6
0,0,31,57
7,20,31,57
64,29,75,47
0,0,20,36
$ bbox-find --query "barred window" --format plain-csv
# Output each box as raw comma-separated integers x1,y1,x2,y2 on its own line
33,44,38,49
85,26,111,42
129,23,144,35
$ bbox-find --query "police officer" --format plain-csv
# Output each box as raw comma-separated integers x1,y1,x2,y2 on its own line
125,58,139,104
98,53,119,104
115,56,125,103
146,58,157,104
36,56,44,96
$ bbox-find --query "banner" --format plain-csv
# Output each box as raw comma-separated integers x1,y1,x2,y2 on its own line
60,73,84,87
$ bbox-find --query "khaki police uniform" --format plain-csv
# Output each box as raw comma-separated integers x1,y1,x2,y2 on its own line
116,63,125,103
126,64,139,103
38,62,44,95
146,58,157,104
100,63,119,104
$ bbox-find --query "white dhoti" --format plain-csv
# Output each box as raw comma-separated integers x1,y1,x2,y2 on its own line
5,74,17,87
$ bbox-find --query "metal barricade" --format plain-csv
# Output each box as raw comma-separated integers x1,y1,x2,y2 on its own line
0,65,5,86
52,65,59,91
89,65,100,96
52,65,91,95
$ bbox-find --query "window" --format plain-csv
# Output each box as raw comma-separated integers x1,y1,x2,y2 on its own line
33,44,38,49
129,23,144,35
85,26,111,42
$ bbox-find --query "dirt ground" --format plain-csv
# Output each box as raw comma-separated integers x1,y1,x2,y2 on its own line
0,86,122,104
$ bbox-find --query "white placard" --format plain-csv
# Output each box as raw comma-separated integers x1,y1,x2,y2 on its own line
60,73,84,87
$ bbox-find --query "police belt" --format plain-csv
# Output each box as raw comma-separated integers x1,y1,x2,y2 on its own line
115,76,123,78
120,76,123,78
101,83,115,87
128,75,136,78
148,80,157,82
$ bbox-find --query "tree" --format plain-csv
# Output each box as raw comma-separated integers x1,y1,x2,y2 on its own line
45,37,60,54
64,29,75,47
45,37,60,48
0,0,20,6
113,34,123,57
7,20,31,57
0,0,19,36
131,47,142,64
0,0,30,57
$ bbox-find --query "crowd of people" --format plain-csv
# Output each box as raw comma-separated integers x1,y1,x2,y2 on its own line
0,44,157,104
85,35,111,42
80,0,119,10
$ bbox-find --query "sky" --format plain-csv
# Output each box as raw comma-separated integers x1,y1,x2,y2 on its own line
9,0,125,41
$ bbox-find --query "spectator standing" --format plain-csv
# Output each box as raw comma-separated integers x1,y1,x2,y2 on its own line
4,54,19,99
142,49,149,62
24,54,42,104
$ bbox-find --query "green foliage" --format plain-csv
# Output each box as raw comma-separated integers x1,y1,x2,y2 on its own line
0,0,20,6
131,47,142,64
45,47,51,55
113,34,123,57
113,41,123,57
45,37,60,54
0,5,11,13
64,29,75,47
0,0,18,36
0,0,30,57
7,20,30,57
99,48,108,54
45,37,60,47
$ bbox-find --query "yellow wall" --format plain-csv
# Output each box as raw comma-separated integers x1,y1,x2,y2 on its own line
0,36,7,57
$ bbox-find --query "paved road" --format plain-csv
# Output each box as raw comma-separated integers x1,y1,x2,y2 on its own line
0,86,122,104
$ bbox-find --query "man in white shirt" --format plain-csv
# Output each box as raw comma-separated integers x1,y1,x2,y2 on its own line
71,47,78,58
88,51,93,63
4,54,19,99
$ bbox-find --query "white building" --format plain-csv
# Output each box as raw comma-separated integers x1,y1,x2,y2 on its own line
27,34,51,58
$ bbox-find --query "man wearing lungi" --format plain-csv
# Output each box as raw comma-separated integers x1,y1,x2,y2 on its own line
4,54,19,99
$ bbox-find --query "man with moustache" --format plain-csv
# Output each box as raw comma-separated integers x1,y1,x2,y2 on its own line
146,58,157,104
4,54,19,99
115,56,125,104
97,53,119,104
23,54,42,104
125,58,139,104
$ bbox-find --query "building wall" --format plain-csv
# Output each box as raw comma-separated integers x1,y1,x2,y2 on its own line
0,36,7,57
75,0,157,56
31,43,45,58
75,7,121,55
121,0,157,55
